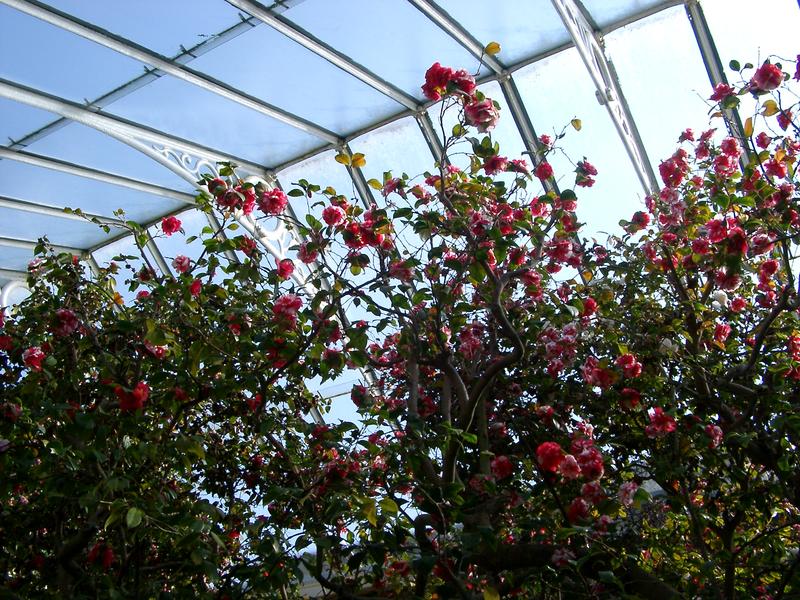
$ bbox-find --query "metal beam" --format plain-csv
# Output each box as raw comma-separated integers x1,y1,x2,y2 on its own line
684,0,751,162
0,78,271,178
0,235,83,256
0,267,27,281
415,110,445,164
0,194,124,225
550,0,659,195
342,143,377,209
2,0,340,146
0,147,195,204
226,0,420,111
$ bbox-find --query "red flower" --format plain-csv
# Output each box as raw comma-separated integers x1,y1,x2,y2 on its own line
756,132,772,149
536,441,564,472
422,62,454,101
616,353,642,378
258,189,289,215
277,258,295,280
490,455,513,479
710,82,734,102
23,346,45,371
534,161,554,181
483,155,508,175
777,110,793,131
189,279,202,297
620,387,641,410
238,236,257,256
751,62,783,92
273,294,302,326
53,308,79,337
116,382,150,412
160,215,182,236
645,407,676,438
298,243,319,264
207,177,227,195
567,497,590,523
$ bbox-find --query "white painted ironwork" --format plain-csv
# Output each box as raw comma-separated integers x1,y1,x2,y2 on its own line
2,0,341,147
1,279,29,307
227,0,419,111
551,0,659,195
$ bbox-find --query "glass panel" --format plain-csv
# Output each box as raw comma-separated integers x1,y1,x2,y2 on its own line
0,205,112,249
285,0,487,99
702,0,800,77
605,7,713,181
91,236,151,306
437,0,568,66
107,76,326,168
0,246,39,272
581,0,667,30
0,159,187,223
148,208,212,269
0,4,143,102
515,48,644,239
45,0,246,58
26,123,192,190
0,99,55,144
189,20,404,136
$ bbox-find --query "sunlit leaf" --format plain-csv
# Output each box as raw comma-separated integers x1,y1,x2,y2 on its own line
484,41,501,56
571,118,582,131
334,152,351,166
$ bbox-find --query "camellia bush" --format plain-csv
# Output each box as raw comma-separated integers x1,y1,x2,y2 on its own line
2,51,800,599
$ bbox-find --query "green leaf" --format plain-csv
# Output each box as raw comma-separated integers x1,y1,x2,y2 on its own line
729,59,741,71
483,587,500,600
287,189,304,197
126,507,144,529
379,498,398,516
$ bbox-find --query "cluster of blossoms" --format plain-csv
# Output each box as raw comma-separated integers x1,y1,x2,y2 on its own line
205,177,289,217
422,62,499,134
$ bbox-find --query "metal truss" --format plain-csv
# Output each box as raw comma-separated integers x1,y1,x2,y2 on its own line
0,235,82,256
2,0,340,147
550,0,659,195
0,194,123,225
226,0,419,111
684,0,751,162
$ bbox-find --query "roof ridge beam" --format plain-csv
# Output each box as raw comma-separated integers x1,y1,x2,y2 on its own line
0,147,196,205
0,77,270,177
0,194,124,224
0,235,83,255
1,0,340,146
226,0,420,111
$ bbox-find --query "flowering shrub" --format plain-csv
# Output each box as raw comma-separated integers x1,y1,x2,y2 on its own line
2,53,800,599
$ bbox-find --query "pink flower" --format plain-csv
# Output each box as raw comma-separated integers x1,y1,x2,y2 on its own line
620,387,641,410
207,177,227,195
720,137,741,157
53,308,79,337
322,205,345,226
534,161,554,181
490,455,513,479
539,134,552,146
160,215,182,236
551,547,575,568
751,62,784,92
567,497,590,523
23,346,46,371
273,293,302,326
258,189,289,215
705,424,723,449
619,481,638,507
575,160,598,187
730,297,746,312
172,255,191,274
297,243,319,264
277,258,295,280
765,157,788,179
558,455,582,480
645,407,676,438
777,110,793,131
536,441,564,472
189,279,202,297
756,132,772,149
464,98,500,132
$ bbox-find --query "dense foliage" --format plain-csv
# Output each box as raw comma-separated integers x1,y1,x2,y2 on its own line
3,52,800,599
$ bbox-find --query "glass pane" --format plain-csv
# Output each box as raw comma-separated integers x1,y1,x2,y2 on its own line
286,0,486,99
107,76,326,168
581,0,667,30
45,0,246,58
605,6,713,180
0,205,112,249
190,20,404,136
0,4,143,102
0,159,187,223
0,99,55,144
0,246,40,272
91,235,151,306
515,47,644,239
702,0,800,77
437,0,568,66
26,123,192,190
148,208,213,269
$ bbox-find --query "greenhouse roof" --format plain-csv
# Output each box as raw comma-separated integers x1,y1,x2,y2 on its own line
0,0,798,308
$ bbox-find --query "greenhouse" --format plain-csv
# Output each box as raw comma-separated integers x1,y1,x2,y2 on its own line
1,0,800,597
